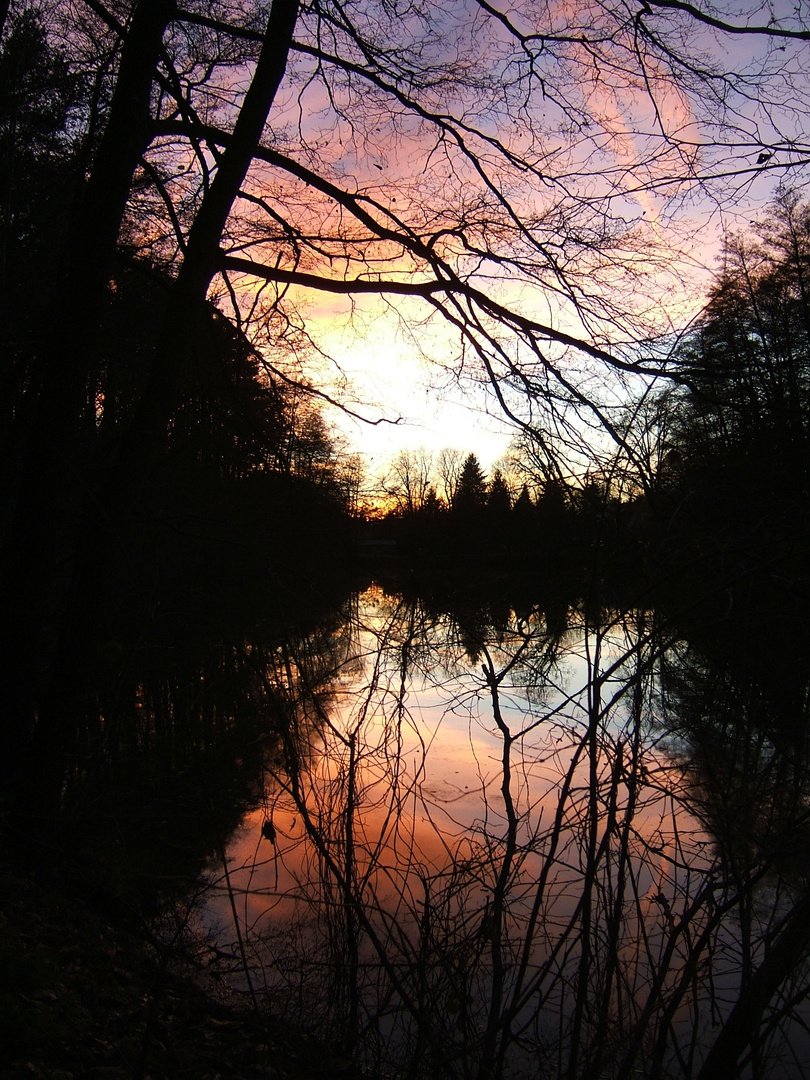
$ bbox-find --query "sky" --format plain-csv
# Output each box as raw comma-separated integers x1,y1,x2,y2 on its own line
288,286,522,478
338,371,515,476
306,194,757,485
242,0,810,485
314,197,767,485
325,330,517,475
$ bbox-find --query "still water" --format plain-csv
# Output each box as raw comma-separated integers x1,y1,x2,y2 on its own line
202,584,810,1079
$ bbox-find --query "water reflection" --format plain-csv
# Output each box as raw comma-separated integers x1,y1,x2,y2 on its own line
32,599,355,912
206,586,810,1079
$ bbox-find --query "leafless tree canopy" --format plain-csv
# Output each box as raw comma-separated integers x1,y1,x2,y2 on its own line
32,0,810,460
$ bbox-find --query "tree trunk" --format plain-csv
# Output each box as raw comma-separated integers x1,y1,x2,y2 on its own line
697,890,810,1080
108,0,301,502
1,0,301,816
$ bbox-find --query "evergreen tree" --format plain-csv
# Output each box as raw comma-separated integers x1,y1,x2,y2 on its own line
487,469,512,515
453,453,488,513
673,188,810,468
513,483,535,519
420,486,443,515
536,478,571,549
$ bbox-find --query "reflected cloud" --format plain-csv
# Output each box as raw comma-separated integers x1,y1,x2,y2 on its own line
203,585,810,1078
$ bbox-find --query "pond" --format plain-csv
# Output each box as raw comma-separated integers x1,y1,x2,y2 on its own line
200,583,810,1080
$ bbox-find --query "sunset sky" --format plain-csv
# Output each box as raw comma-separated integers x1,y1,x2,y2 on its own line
199,0,810,489
242,0,808,482
325,325,519,473
310,176,782,480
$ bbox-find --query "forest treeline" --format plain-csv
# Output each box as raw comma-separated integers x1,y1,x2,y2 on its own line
1,8,356,514
2,9,810,1076
5,7,810,1079
4,7,809,602
374,189,810,602
1,25,355,637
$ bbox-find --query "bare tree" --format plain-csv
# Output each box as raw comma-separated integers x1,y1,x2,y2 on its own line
382,447,435,514
435,448,465,509
23,0,810,467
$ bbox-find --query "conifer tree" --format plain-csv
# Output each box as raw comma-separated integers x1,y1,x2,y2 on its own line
454,453,488,514
487,469,512,515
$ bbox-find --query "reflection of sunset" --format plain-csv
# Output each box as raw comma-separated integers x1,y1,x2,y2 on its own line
202,587,787,1074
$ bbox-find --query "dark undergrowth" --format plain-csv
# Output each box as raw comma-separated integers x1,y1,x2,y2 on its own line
0,854,363,1080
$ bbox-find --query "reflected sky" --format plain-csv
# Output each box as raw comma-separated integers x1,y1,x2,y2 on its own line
202,585,810,1080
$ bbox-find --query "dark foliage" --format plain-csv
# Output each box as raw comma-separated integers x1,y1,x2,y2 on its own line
674,189,810,469
630,190,810,600
0,9,355,822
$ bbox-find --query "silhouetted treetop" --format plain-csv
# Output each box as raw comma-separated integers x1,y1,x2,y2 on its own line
0,9,86,363
454,453,488,514
672,188,810,469
487,468,512,515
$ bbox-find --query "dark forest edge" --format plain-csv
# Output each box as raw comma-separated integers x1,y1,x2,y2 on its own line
368,187,810,631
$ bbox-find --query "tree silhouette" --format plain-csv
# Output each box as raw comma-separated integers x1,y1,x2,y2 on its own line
453,453,488,515
383,448,434,515
674,189,810,469
487,469,512,516
0,9,84,410
512,483,535,522
7,0,809,498
653,187,810,562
